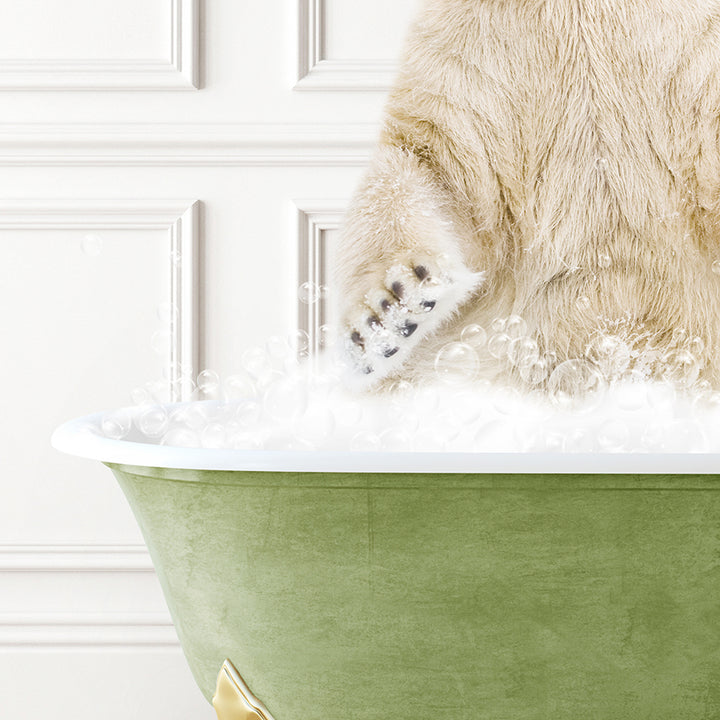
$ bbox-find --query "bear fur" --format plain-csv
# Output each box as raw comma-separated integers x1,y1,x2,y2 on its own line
333,0,720,391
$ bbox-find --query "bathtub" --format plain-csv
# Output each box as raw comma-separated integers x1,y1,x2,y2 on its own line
52,405,720,720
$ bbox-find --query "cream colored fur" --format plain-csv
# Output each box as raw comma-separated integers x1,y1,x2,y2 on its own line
334,0,720,390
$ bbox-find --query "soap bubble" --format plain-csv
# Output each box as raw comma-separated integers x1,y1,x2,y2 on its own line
566,428,595,452
298,281,321,304
519,356,550,386
505,315,528,339
490,317,506,333
350,431,381,452
234,399,262,428
229,431,264,450
662,349,700,388
266,336,291,361
434,342,480,385
598,252,612,268
263,376,308,421
201,423,227,449
295,329,311,357
487,333,511,359
197,369,220,393
688,336,705,357
156,302,178,327
294,406,336,445
576,296,591,311
598,420,629,451
713,260,720,275
223,373,256,401
81,233,103,257
319,324,337,348
137,405,170,438
380,428,414,451
161,428,200,448
241,347,270,377
151,330,170,355
585,334,631,379
508,336,539,367
101,409,132,440
460,324,487,349
615,371,649,411
548,359,606,411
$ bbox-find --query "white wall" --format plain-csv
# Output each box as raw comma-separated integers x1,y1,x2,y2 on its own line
0,1,418,718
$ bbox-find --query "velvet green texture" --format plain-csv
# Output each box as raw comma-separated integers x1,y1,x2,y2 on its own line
107,464,720,719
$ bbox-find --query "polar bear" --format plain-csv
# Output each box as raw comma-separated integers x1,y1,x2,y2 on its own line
333,0,720,392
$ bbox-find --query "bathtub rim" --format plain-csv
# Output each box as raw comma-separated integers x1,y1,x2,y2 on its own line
51,406,720,474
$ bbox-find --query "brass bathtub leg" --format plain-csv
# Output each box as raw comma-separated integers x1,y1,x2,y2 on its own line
212,659,276,720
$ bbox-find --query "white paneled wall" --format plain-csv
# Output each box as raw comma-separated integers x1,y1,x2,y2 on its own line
0,1,416,718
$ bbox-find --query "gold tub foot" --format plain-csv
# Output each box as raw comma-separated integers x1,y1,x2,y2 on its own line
212,659,276,720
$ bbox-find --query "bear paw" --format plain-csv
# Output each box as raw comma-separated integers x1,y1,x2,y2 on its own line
341,255,485,386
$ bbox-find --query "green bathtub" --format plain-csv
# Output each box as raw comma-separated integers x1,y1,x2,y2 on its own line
53,412,720,719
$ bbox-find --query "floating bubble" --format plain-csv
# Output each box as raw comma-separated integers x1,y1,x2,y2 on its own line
434,342,480,385
101,409,132,440
350,431,381,452
461,324,487,349
490,317,506,333
505,315,528,339
223,373,256,401
688,336,705,356
234,399,263,429
81,233,103,257
294,406,336,445
509,336,539,367
161,428,200,448
263,376,308,421
201,423,227,449
156,302,179,327
598,252,612,268
519,356,550,386
319,324,337,348
576,295,592,311
298,281,321,304
585,334,631,380
548,359,606,411
713,260,720,275
662,349,700,388
615,371,649,411
487,333,511,359
241,346,270,377
137,405,170,438
598,420,629,452
266,335,291,361
197,369,220,392
380,428,414,451
295,329,311,356
151,330,170,356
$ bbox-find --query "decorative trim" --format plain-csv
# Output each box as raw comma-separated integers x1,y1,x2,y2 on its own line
295,200,345,358
213,659,276,720
0,613,178,648
0,544,177,649
0,123,375,166
0,544,152,572
0,199,201,400
296,0,398,91
0,0,198,90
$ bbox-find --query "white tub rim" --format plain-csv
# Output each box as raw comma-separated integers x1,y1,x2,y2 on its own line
51,406,720,474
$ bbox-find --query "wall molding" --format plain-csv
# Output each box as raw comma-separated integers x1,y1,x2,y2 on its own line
295,200,345,358
0,199,201,400
0,544,152,572
0,0,198,90
0,544,177,649
0,123,375,166
296,0,398,91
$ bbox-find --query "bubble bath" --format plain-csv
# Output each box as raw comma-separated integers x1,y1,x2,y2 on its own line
95,316,720,454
